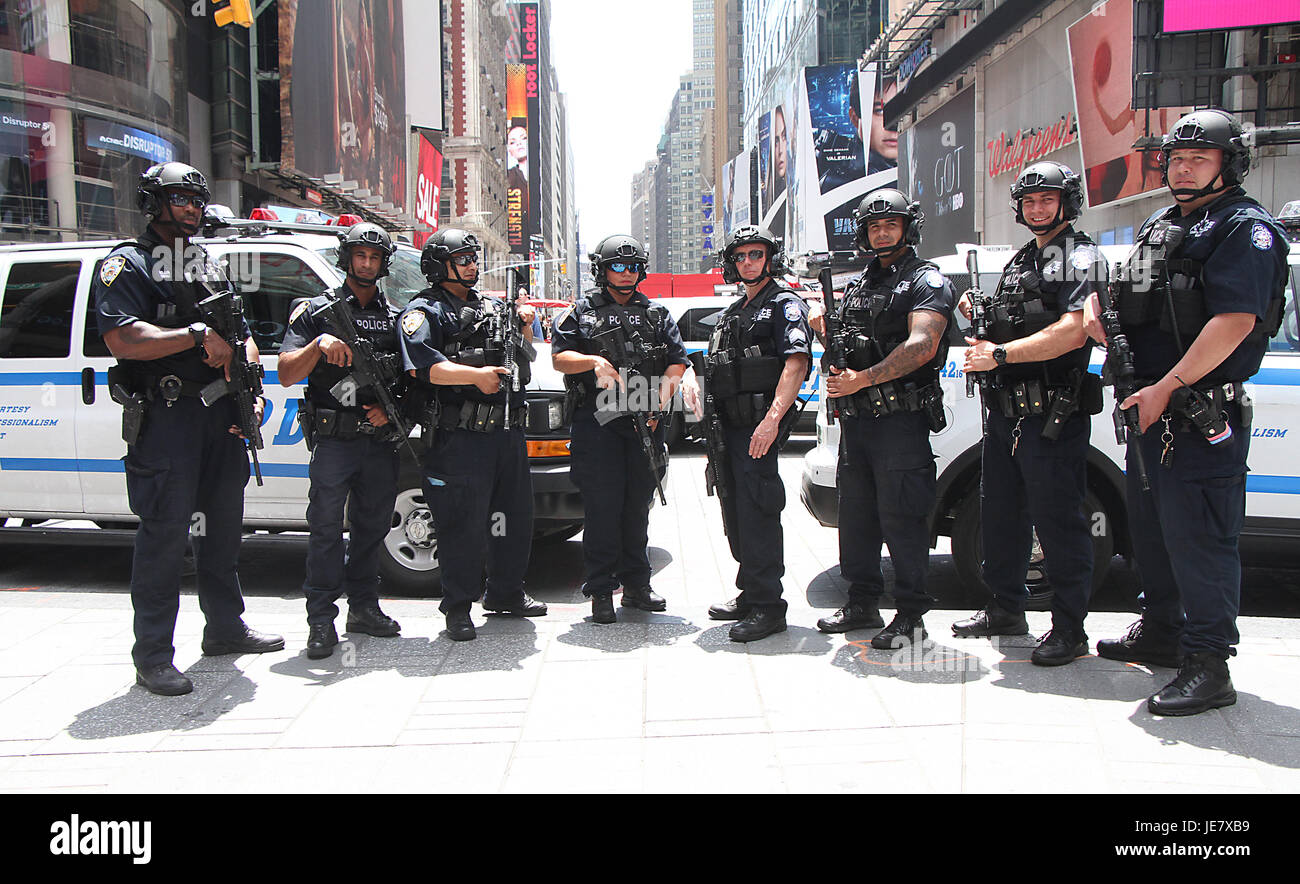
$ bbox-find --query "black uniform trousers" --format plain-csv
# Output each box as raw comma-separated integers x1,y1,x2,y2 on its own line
420,424,533,615
836,409,937,616
302,434,400,625
569,409,664,598
1126,409,1249,658
980,410,1094,635
123,396,250,669
719,422,787,615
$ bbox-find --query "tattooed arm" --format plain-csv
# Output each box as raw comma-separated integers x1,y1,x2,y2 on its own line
824,309,947,397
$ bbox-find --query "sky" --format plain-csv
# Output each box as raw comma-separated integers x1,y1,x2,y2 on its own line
549,0,696,256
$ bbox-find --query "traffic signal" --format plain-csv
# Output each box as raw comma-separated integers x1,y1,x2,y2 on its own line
214,0,254,28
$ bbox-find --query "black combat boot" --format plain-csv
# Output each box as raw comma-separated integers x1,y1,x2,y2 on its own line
591,593,616,624
816,601,885,634
1147,653,1236,716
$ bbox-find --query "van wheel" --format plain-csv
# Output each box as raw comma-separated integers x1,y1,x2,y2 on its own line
951,487,1114,603
378,485,443,597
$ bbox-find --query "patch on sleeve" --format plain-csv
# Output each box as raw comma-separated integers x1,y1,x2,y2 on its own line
555,306,574,328
1251,222,1274,251
99,255,126,287
787,328,807,346
924,269,945,289
402,310,427,337
1070,244,1099,271
783,300,803,322
288,300,310,326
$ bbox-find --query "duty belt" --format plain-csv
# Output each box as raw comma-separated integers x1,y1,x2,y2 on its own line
838,379,936,419
438,401,528,433
1156,380,1249,432
310,406,390,440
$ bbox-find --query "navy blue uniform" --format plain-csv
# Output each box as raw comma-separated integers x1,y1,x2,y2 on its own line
93,230,255,669
1120,189,1288,658
705,280,812,615
280,285,402,626
832,251,953,617
551,288,689,599
979,227,1106,637
398,285,533,616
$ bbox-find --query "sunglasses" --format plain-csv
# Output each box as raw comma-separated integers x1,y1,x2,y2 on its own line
450,253,479,266
167,193,207,209
608,262,644,274
729,248,767,263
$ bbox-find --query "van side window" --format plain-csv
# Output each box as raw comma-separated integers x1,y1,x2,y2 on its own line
1270,266,1299,354
678,307,725,342
0,260,78,358
237,252,331,355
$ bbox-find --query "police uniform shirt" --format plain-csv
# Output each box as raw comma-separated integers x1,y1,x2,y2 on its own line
1127,189,1288,383
720,278,814,364
842,250,954,378
398,285,528,409
994,226,1103,381
280,284,398,412
550,287,690,400
94,229,250,383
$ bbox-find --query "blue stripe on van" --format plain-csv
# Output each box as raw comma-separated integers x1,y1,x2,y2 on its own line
0,457,309,478
0,371,292,386
1246,475,1300,495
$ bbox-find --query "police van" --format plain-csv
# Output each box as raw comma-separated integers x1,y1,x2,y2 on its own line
653,290,823,443
800,242,1300,595
0,218,583,593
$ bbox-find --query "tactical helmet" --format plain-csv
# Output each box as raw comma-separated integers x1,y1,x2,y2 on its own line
717,225,787,284
1010,161,1083,231
420,228,481,284
1160,108,1250,193
854,188,922,256
589,234,649,288
336,222,396,280
137,162,210,223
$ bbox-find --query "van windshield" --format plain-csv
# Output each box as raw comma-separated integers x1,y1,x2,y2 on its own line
317,246,427,309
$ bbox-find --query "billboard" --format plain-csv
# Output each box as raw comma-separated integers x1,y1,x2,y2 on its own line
413,131,443,248
506,1,541,256
403,0,444,130
785,62,897,255
279,0,408,212
1067,0,1189,207
904,87,975,260
1162,3,1299,32
719,151,752,234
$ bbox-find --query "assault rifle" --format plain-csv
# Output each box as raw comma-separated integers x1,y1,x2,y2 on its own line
816,264,849,424
195,277,265,486
1101,266,1151,491
964,249,993,401
496,268,536,431
591,320,669,506
312,295,419,462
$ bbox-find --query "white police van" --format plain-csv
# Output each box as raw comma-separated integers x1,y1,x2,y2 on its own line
0,218,582,593
800,242,1300,594
654,290,823,442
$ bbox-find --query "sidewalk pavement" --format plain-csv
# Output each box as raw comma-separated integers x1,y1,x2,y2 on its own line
0,453,1297,793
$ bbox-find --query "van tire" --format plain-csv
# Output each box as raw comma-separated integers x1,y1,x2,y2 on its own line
951,486,1114,602
377,482,443,597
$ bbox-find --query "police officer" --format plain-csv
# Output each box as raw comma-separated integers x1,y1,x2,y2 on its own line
398,230,544,641
551,235,690,623
1085,110,1287,715
94,162,283,696
277,223,406,659
703,226,812,642
952,161,1106,666
809,190,954,647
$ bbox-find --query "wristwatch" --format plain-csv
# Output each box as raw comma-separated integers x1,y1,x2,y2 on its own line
992,346,1008,366
189,322,208,350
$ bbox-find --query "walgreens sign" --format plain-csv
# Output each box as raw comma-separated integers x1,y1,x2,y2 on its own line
986,113,1079,179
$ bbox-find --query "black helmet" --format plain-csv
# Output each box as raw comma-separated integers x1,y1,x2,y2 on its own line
420,228,481,284
1010,161,1083,232
589,234,649,290
1160,109,1250,198
336,222,396,280
854,188,922,257
137,162,210,223
717,225,786,284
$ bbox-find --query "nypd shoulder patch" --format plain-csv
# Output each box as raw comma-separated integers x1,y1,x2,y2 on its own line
783,300,803,322
924,269,945,289
1070,245,1099,271
288,300,310,326
99,255,126,287
402,310,427,336
1251,222,1274,251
